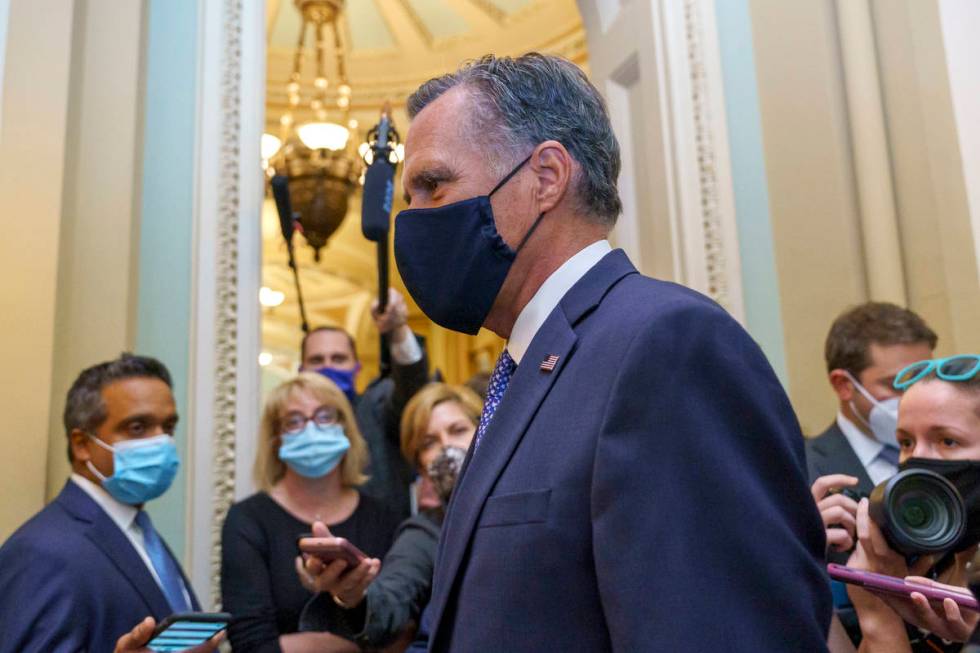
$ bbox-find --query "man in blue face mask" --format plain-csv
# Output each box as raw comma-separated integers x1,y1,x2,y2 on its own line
0,354,211,653
394,53,831,652
299,287,429,520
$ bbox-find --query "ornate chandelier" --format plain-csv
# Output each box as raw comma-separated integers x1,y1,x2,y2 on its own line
262,0,359,262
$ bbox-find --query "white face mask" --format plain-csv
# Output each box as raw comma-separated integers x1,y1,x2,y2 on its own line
844,371,900,449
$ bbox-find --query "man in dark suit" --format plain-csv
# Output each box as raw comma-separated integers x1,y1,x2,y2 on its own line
804,304,937,643
0,354,205,653
383,53,831,651
805,303,938,497
300,287,429,519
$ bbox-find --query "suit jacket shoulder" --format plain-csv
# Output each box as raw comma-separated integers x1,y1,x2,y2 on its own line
0,482,179,653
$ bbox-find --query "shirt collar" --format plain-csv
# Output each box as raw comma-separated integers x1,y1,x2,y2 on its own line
71,473,139,532
507,240,612,364
836,412,885,466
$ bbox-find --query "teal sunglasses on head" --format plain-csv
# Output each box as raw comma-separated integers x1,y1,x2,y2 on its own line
893,354,980,391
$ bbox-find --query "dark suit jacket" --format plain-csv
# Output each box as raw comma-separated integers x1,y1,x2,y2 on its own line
805,422,875,495
0,481,200,653
426,250,831,652
357,354,429,520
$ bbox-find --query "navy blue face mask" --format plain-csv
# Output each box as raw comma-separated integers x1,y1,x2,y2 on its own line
394,154,546,335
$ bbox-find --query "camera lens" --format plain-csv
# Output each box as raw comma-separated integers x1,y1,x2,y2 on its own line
869,469,967,556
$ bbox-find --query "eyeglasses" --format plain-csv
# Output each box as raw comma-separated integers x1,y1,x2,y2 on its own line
893,355,980,391
281,406,340,434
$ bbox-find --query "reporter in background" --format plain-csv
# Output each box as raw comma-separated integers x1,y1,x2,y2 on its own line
220,373,401,653
300,288,429,520
846,355,980,652
298,384,482,651
807,303,937,496
0,354,200,653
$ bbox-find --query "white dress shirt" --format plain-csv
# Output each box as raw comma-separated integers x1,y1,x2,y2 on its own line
71,473,191,605
836,413,898,485
507,240,612,364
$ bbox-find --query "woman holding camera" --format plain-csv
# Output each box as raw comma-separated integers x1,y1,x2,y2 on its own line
845,355,980,652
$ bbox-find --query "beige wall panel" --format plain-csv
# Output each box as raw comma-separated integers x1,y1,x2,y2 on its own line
749,0,867,435
44,0,145,500
874,0,980,357
0,0,75,541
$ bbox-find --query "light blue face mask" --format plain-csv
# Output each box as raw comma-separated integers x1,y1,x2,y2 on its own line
278,422,350,479
86,433,180,505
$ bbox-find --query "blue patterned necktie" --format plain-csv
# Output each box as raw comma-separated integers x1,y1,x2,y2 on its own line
475,349,517,449
135,510,191,613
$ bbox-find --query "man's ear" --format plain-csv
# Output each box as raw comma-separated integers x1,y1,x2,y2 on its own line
828,369,855,403
530,140,573,215
70,428,92,463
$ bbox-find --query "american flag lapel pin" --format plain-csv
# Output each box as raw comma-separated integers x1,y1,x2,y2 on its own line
540,354,559,372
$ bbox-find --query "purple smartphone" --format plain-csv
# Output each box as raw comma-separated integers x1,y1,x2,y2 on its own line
828,563,980,612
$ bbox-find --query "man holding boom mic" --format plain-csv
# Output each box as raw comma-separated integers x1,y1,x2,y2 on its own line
272,106,431,520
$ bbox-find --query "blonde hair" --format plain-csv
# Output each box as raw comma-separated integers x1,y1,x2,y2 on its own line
400,383,483,468
254,372,369,490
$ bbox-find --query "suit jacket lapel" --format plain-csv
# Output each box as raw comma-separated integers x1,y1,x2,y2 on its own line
428,312,577,640
814,424,875,493
428,249,638,644
57,481,174,618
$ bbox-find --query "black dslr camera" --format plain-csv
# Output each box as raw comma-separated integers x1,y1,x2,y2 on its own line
838,469,967,556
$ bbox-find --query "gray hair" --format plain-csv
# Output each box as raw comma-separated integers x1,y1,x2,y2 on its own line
63,353,173,461
407,53,622,225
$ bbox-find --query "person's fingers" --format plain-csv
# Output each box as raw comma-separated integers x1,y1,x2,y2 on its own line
305,554,325,576
321,558,349,584
909,592,942,628
826,528,854,552
295,556,314,587
337,560,373,595
811,475,860,502
115,616,155,652
944,597,963,623
817,493,860,516
820,506,857,533
311,521,331,538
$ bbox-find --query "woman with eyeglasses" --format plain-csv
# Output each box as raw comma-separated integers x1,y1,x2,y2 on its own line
221,373,402,653
845,355,980,653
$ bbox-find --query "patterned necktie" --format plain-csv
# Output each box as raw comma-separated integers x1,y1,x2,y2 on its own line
135,510,191,613
475,349,517,449
877,445,900,467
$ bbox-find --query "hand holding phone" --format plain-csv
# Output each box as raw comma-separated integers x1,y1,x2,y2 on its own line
147,613,230,652
297,524,379,606
114,614,228,653
828,563,980,612
297,533,367,567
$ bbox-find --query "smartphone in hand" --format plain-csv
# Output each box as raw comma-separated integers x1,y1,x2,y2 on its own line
147,612,230,652
296,532,367,567
828,563,979,611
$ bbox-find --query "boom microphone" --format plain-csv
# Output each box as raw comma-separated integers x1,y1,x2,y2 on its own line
361,110,396,243
270,174,309,333
271,175,295,242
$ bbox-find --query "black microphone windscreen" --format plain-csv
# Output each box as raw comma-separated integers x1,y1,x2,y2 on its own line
270,175,294,242
361,159,395,242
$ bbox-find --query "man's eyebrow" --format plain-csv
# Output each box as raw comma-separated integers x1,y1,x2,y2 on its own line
404,165,457,201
